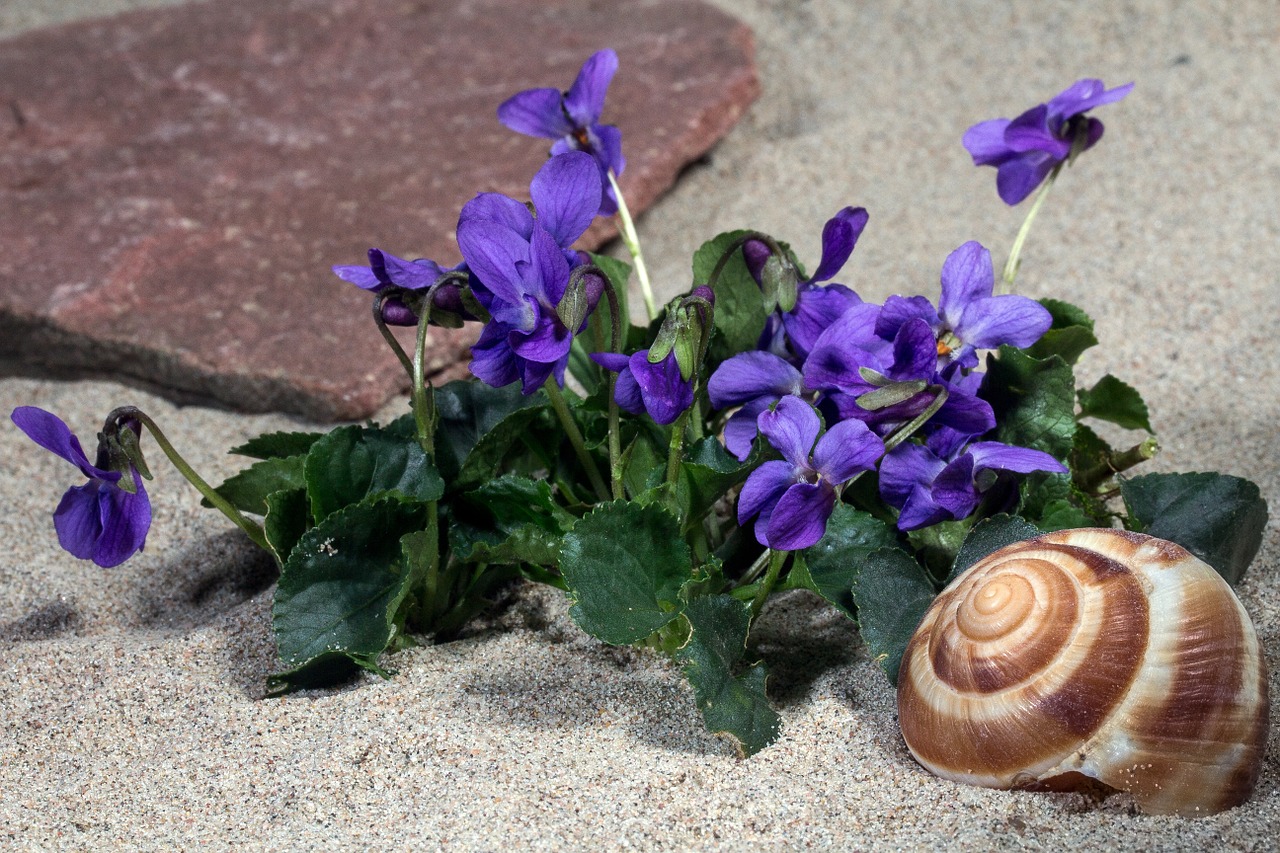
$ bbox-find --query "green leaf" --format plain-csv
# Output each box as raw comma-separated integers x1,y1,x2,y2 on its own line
672,437,756,530
622,433,665,500
851,548,937,685
449,476,573,567
205,455,306,515
267,499,428,693
1018,471,1111,530
795,504,899,619
1070,422,1113,474
1035,499,1096,533
692,231,769,369
1121,472,1268,585
560,501,691,644
676,594,781,757
263,487,310,567
905,517,975,582
229,430,325,460
983,345,1075,461
433,380,548,488
946,514,1042,585
305,426,444,523
1077,374,1154,433
1025,298,1098,365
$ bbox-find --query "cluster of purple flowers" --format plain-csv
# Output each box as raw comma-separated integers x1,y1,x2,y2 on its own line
14,60,1129,568
712,221,1066,548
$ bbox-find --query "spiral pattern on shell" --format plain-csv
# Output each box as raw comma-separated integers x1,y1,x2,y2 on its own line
897,528,1269,816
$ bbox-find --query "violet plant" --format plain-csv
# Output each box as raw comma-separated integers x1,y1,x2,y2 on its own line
11,61,1268,756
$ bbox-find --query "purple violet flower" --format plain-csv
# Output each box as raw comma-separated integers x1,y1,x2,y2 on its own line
497,49,625,216
963,79,1134,205
591,349,693,426
747,207,869,361
11,407,151,568
879,431,1067,531
707,350,806,461
804,304,997,437
875,241,1052,372
457,152,604,393
332,249,473,326
738,396,884,551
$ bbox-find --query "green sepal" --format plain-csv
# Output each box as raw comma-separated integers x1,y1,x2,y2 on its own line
266,498,428,694
230,430,325,460
760,253,797,313
1077,374,1154,433
676,594,781,757
793,504,899,619
851,548,937,685
1024,298,1097,365
1121,472,1268,585
856,380,928,411
560,500,691,645
304,426,444,523
115,426,152,481
205,455,307,515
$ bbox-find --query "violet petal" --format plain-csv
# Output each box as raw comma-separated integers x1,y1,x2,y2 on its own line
497,87,573,139
766,482,835,551
758,396,820,467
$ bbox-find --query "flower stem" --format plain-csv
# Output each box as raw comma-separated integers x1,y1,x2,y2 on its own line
665,408,690,489
750,549,787,617
608,169,657,323
1000,161,1063,293
412,311,436,457
1077,436,1160,494
543,378,610,502
599,271,626,500
882,386,950,454
411,295,444,627
115,408,268,552
372,294,416,379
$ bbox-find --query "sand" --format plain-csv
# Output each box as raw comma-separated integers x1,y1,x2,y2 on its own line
2,0,1278,849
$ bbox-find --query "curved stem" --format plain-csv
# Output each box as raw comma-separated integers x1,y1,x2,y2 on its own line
1000,161,1062,293
412,308,436,457
114,408,268,551
608,170,656,323
599,277,625,500
543,379,610,502
372,293,415,379
750,549,787,617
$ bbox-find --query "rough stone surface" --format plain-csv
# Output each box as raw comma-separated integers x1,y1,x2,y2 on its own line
0,0,758,420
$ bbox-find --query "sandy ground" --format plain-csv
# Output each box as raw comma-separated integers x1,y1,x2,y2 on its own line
2,0,1278,849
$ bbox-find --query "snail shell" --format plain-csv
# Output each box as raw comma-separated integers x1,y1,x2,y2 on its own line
897,528,1269,816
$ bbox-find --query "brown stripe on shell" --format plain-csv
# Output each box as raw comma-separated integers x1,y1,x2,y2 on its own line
927,559,1077,694
898,536,1150,780
1107,561,1269,815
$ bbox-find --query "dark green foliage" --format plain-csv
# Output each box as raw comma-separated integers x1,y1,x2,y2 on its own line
677,595,780,757
1122,472,1268,585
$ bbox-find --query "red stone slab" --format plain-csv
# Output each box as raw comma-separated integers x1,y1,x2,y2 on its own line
0,0,757,420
